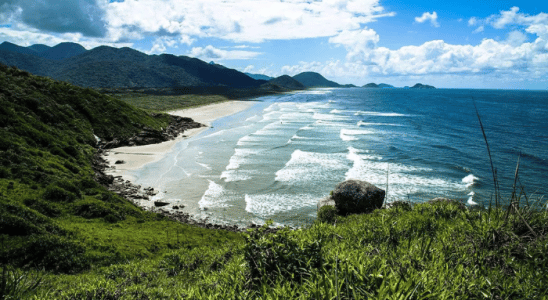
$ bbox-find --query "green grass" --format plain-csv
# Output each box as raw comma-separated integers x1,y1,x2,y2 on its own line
112,93,232,112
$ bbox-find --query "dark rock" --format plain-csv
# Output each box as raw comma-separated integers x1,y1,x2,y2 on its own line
332,180,385,215
115,160,125,164
154,201,169,207
172,206,179,209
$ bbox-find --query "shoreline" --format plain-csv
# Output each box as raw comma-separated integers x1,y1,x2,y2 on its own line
102,100,258,181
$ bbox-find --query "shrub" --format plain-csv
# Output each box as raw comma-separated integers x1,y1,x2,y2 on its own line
317,205,337,224
23,198,62,218
9,235,90,273
72,199,123,221
43,185,77,202
243,222,323,285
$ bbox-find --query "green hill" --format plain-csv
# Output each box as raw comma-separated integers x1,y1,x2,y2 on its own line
0,42,264,89
0,64,239,276
292,72,341,88
267,75,306,90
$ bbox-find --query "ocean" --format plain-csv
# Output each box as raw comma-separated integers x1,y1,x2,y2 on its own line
131,88,548,227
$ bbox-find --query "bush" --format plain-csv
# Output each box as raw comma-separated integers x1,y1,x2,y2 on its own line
72,199,123,221
8,235,90,273
317,205,337,224
43,185,77,202
243,222,323,285
23,198,62,218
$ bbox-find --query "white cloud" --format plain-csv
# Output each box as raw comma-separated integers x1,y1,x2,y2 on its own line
328,28,379,62
473,25,484,33
506,30,528,46
147,37,178,54
415,12,439,27
189,45,262,60
243,65,255,72
281,25,548,82
468,17,477,26
105,0,394,43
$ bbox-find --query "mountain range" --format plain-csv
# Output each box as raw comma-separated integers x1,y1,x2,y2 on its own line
0,41,434,90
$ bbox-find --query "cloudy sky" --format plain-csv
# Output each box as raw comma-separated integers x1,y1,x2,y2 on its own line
0,0,547,89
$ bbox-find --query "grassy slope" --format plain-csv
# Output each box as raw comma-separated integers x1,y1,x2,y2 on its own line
0,65,240,277
1,64,547,299
112,93,231,112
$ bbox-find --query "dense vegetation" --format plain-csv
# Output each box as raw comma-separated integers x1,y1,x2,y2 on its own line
0,64,239,279
1,64,547,299
0,43,264,89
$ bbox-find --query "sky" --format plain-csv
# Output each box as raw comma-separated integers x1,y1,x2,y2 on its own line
0,0,547,89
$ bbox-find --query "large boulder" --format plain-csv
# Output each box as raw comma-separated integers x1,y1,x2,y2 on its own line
332,180,385,215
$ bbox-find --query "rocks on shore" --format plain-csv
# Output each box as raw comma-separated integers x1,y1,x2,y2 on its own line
97,115,205,150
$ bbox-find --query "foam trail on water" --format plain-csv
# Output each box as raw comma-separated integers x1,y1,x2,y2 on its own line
340,129,374,141
467,191,478,205
354,111,410,117
357,121,403,127
462,174,479,188
275,150,347,182
199,180,228,209
245,194,319,216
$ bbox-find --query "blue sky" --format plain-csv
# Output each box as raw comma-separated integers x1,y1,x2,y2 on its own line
0,0,547,89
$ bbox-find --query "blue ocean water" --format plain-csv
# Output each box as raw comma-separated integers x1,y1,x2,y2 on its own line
131,88,548,227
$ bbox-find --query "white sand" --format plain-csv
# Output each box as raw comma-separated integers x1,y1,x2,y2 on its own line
103,100,257,181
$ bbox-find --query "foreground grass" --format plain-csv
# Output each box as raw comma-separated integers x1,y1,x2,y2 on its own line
112,93,232,112
12,201,544,299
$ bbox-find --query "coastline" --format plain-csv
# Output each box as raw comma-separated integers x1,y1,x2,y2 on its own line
102,100,258,181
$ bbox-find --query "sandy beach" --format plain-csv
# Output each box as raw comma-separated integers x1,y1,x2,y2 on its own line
103,100,257,181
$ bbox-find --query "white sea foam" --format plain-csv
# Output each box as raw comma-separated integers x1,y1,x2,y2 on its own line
196,162,211,170
467,191,478,205
354,111,409,117
357,121,404,127
313,112,348,121
462,174,478,188
225,148,260,170
339,129,374,141
220,170,252,182
199,180,228,209
330,109,344,114
275,150,347,182
245,115,262,122
245,193,319,216
345,147,459,201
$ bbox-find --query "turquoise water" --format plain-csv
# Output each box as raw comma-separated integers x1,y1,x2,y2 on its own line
131,88,548,226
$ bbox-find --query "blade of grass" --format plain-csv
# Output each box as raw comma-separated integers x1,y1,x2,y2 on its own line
473,99,500,207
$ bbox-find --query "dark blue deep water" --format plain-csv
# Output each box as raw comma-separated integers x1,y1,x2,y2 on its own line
133,88,548,226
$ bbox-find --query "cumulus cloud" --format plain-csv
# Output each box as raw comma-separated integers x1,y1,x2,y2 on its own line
328,28,379,62
415,12,439,27
188,45,262,60
0,0,107,37
468,17,477,26
282,25,548,82
105,0,394,43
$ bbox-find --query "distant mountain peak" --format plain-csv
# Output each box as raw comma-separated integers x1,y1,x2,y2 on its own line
292,72,341,88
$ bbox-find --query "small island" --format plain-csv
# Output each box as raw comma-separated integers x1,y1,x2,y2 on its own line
410,83,436,89
362,83,395,88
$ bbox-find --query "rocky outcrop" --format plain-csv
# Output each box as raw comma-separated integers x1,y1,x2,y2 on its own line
331,180,385,216
317,196,335,211
98,115,204,149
